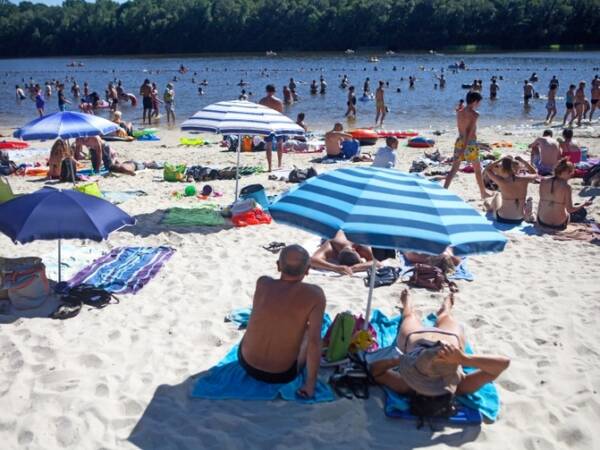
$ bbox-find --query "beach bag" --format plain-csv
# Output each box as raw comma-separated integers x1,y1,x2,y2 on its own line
410,393,457,430
2,263,50,310
164,163,186,182
61,284,119,309
324,312,356,362
570,207,587,223
583,163,600,186
60,158,78,182
405,264,458,292
288,167,317,183
364,266,402,288
73,182,102,198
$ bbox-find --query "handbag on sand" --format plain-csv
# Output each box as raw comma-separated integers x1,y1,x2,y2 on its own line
405,264,458,292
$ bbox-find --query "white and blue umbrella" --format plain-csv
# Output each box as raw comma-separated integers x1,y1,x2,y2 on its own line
269,166,507,323
13,111,119,140
181,100,304,199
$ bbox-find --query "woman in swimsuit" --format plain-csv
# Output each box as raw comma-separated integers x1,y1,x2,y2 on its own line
537,158,592,231
368,290,510,397
574,81,587,127
562,84,576,126
483,156,537,224
545,84,558,124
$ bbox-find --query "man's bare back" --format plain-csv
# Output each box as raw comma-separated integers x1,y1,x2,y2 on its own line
532,136,561,167
456,107,477,141
259,95,283,113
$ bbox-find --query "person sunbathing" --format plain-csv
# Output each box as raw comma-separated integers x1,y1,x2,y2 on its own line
483,156,537,224
239,245,325,398
367,289,510,398
311,230,378,275
403,247,460,274
537,157,592,231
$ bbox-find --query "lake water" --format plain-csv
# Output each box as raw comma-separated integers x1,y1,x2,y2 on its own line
1,52,599,132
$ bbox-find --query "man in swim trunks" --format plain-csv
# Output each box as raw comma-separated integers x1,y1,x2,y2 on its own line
529,129,561,176
239,245,325,398
259,84,285,172
589,77,599,122
310,230,378,275
139,79,153,125
345,86,357,118
375,81,386,126
573,81,587,126
324,123,355,158
523,80,534,107
366,289,510,398
444,91,489,199
562,84,576,126
489,78,499,100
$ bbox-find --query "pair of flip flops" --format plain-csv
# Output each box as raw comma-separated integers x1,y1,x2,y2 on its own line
329,364,370,399
262,242,286,253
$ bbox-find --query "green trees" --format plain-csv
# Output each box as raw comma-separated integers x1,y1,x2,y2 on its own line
0,0,597,56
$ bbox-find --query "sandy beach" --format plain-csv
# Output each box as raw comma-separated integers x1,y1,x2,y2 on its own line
1,122,599,450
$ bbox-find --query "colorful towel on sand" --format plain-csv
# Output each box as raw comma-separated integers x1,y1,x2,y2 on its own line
191,311,335,404
372,310,500,422
161,206,225,227
68,246,174,294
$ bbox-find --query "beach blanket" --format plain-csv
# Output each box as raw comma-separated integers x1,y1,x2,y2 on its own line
43,244,105,281
373,311,500,422
485,213,531,233
68,246,174,294
191,312,335,404
161,206,225,227
102,190,147,205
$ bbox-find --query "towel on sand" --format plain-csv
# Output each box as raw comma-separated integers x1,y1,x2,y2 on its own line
161,206,225,227
191,312,335,404
68,246,174,294
378,311,500,422
102,190,147,204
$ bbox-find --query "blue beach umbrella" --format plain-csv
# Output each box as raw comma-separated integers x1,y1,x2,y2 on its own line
181,100,304,199
13,111,119,141
269,167,507,322
0,187,135,282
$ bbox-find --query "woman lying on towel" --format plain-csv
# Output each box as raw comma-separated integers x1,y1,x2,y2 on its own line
364,289,510,399
483,156,537,224
537,157,593,231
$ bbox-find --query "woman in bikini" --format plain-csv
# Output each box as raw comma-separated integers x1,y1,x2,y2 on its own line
366,290,510,397
483,156,537,224
537,158,592,231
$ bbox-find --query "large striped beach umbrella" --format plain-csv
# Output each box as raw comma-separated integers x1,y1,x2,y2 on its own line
14,111,119,141
269,166,507,323
181,100,304,199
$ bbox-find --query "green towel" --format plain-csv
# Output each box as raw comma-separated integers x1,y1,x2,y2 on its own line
162,206,225,227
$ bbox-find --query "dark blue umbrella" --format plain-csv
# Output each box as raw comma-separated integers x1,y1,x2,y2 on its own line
269,167,507,323
13,111,119,141
0,187,135,282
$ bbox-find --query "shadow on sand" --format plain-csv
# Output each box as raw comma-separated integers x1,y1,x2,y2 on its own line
128,373,481,450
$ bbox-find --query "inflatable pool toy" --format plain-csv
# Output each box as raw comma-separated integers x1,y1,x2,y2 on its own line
0,141,29,150
180,137,205,146
407,137,435,148
132,128,157,138
184,185,197,197
119,93,137,107
350,129,379,146
376,130,418,139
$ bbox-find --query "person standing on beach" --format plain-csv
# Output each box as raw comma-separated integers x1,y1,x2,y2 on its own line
238,245,325,398
590,76,600,122
108,82,118,112
163,83,175,126
375,81,386,126
545,83,558,124
562,84,576,126
573,81,587,126
345,86,357,119
57,84,70,112
523,80,534,107
150,82,161,120
444,92,489,199
139,79,153,125
259,84,285,172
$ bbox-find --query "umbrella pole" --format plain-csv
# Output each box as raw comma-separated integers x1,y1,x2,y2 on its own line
363,258,377,329
58,238,62,283
234,134,241,201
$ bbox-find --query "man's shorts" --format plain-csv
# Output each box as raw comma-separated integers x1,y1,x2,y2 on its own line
454,137,479,162
142,96,152,109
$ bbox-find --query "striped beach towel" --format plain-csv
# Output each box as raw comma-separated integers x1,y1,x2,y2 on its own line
68,246,174,294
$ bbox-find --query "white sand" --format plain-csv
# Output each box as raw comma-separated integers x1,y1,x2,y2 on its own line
0,124,599,449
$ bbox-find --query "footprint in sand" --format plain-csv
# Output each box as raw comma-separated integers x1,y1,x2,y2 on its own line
78,354,103,369
108,330,121,341
32,345,55,361
55,416,80,448
17,430,34,445
499,379,525,392
95,383,109,397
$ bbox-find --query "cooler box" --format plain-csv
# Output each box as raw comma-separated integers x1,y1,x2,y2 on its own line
240,184,270,210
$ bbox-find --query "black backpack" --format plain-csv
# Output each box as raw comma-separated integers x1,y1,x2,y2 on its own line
288,167,317,183
60,158,77,182
410,393,457,430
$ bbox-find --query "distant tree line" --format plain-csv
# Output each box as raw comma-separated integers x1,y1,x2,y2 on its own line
0,0,599,57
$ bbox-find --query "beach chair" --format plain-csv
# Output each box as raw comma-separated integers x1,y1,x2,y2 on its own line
0,176,19,204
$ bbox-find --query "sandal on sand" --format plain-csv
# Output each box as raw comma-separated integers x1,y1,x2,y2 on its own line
262,242,286,253
50,302,82,320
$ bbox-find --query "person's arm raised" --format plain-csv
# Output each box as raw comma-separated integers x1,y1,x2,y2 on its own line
298,292,326,398
514,156,537,175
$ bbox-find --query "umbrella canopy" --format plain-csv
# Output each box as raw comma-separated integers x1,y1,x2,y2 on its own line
181,100,304,137
269,167,507,324
13,111,119,141
269,166,507,256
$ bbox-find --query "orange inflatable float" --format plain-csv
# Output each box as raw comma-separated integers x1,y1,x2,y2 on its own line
350,129,379,146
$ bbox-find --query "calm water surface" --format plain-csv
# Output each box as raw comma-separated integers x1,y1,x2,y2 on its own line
1,52,599,132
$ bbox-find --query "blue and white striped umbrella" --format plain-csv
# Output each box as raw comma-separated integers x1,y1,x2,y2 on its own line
181,100,304,136
270,166,507,256
13,111,119,140
270,166,506,323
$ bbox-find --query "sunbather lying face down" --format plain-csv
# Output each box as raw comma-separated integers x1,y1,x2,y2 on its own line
240,245,326,398
310,230,379,275
368,289,510,398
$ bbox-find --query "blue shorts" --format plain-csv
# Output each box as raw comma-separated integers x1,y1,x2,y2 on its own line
341,140,360,159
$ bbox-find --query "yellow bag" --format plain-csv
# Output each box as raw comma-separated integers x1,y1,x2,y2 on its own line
74,182,103,198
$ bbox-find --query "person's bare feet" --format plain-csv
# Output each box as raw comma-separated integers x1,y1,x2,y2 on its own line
399,288,412,314
437,292,455,316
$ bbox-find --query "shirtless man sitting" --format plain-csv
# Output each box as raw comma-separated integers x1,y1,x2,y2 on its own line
529,130,561,176
325,123,356,158
311,230,378,275
239,245,325,398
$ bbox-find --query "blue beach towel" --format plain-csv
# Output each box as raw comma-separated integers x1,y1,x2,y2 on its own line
191,313,334,404
375,312,500,422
